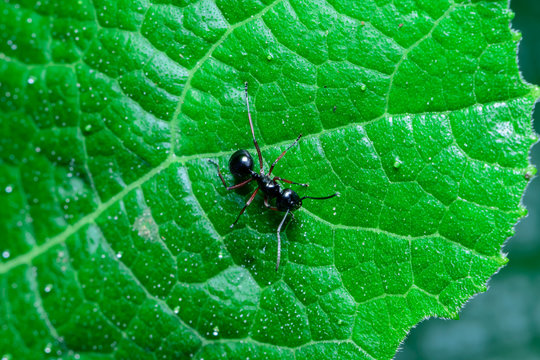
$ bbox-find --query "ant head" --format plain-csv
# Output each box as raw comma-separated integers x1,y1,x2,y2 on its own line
229,149,254,178
276,189,302,212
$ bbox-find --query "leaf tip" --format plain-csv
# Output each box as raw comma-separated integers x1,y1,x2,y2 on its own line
532,85,540,100
524,165,537,180
495,255,509,268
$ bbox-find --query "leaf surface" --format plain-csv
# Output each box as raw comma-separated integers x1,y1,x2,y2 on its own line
0,0,537,359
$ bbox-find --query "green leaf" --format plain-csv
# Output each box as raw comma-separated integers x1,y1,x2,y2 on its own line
0,0,537,359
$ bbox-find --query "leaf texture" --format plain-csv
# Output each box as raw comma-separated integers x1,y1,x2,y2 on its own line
0,0,537,359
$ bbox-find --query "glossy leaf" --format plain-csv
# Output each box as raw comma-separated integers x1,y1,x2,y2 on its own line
0,0,537,359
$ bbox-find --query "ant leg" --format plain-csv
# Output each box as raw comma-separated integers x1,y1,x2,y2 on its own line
244,82,264,172
208,160,253,190
230,187,260,228
226,177,253,190
268,134,302,175
276,209,290,271
273,176,309,187
264,196,278,211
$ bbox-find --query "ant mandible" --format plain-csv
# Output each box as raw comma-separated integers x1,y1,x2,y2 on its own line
209,82,339,271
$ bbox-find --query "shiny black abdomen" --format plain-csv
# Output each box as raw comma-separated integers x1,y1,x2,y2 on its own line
229,149,254,178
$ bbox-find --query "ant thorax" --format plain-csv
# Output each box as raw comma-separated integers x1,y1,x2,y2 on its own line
251,173,281,199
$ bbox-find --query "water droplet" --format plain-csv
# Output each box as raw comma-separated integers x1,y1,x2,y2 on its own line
174,306,180,314
27,77,35,84
44,284,53,293
84,124,92,132
2,251,10,259
393,158,402,169
360,84,367,91
212,326,219,336
4,185,12,194
267,54,273,61
116,252,122,259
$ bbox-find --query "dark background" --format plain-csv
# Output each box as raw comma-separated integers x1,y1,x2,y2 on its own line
397,0,540,359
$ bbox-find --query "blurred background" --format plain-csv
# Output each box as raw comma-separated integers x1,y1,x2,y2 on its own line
397,0,540,359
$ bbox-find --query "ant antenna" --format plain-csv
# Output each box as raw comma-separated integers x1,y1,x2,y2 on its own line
276,209,290,271
300,193,340,201
244,82,264,172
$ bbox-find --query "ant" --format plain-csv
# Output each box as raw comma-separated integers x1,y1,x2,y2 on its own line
209,82,339,271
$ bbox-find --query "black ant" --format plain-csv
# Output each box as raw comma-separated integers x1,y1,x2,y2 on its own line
209,82,339,271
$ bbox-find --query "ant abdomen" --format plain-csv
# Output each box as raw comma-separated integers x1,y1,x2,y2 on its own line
229,149,254,178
